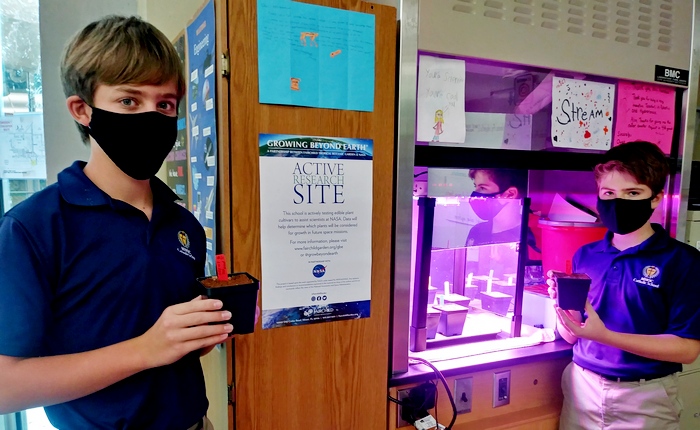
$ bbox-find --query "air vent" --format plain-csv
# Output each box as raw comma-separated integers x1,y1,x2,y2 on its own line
449,0,681,53
453,5,475,14
484,0,504,9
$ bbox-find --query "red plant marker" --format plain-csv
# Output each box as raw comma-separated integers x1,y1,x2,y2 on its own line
215,254,228,280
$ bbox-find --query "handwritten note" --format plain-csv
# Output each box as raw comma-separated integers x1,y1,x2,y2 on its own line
257,0,375,111
464,112,532,150
614,81,675,154
551,77,614,150
417,55,466,144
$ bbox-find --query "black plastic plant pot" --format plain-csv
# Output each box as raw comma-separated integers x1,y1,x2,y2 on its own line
197,272,259,335
479,291,512,316
464,285,479,300
426,307,441,339
433,303,469,336
491,281,516,297
443,293,471,308
428,286,438,306
553,272,591,311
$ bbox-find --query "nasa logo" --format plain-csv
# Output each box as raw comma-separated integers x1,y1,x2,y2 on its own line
312,264,326,278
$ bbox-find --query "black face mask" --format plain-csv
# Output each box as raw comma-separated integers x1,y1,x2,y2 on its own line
596,197,655,235
469,191,506,220
88,107,177,180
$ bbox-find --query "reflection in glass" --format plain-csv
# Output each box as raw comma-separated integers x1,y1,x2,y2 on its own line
411,194,527,347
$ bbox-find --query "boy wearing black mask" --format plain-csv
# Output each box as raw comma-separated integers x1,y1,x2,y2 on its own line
0,16,229,429
548,141,700,429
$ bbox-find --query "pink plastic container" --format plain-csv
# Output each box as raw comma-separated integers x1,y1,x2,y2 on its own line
539,220,607,275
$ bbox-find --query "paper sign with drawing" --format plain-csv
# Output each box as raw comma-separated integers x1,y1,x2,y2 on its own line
416,55,466,144
551,77,615,150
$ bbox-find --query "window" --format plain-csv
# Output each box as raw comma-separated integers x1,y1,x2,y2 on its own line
0,0,46,216
0,0,52,428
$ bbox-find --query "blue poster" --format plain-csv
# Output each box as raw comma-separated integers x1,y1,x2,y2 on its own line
258,134,373,329
257,0,375,112
187,0,218,276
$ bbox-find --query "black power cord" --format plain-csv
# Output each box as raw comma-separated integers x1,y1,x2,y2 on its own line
387,394,407,406
409,357,457,430
388,381,439,425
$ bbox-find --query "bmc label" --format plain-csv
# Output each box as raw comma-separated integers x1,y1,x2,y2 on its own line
655,65,688,86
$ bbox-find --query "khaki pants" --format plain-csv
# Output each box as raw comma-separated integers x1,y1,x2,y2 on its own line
186,416,214,430
559,362,682,430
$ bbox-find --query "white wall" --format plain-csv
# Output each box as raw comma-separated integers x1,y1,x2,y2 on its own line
39,0,138,183
139,0,202,40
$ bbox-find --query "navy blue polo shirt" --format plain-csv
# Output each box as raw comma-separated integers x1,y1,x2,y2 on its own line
572,224,700,379
0,161,208,429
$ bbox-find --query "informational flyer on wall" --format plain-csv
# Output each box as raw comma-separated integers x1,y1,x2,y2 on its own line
187,0,218,275
259,134,373,329
165,32,190,208
0,114,46,179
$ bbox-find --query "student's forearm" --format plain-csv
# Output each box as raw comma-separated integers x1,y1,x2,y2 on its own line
0,337,149,414
0,297,231,414
600,331,700,364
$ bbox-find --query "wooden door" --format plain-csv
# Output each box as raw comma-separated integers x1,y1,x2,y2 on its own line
226,1,396,428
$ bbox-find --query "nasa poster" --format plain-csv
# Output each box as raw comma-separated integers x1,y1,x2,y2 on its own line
258,134,373,329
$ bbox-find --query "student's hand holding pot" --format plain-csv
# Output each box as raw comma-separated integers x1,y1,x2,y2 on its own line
547,270,583,341
556,301,608,343
137,295,234,368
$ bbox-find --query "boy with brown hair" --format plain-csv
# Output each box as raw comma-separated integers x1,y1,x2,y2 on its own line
0,16,227,429
548,141,700,429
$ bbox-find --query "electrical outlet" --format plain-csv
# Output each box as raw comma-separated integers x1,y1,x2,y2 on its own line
396,388,411,427
454,377,473,414
493,370,511,407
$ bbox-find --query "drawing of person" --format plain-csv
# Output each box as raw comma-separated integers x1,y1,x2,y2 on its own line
432,109,444,142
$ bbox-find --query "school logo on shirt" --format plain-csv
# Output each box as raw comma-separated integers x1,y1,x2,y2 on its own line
643,266,659,278
177,230,195,260
633,265,660,288
178,231,190,248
